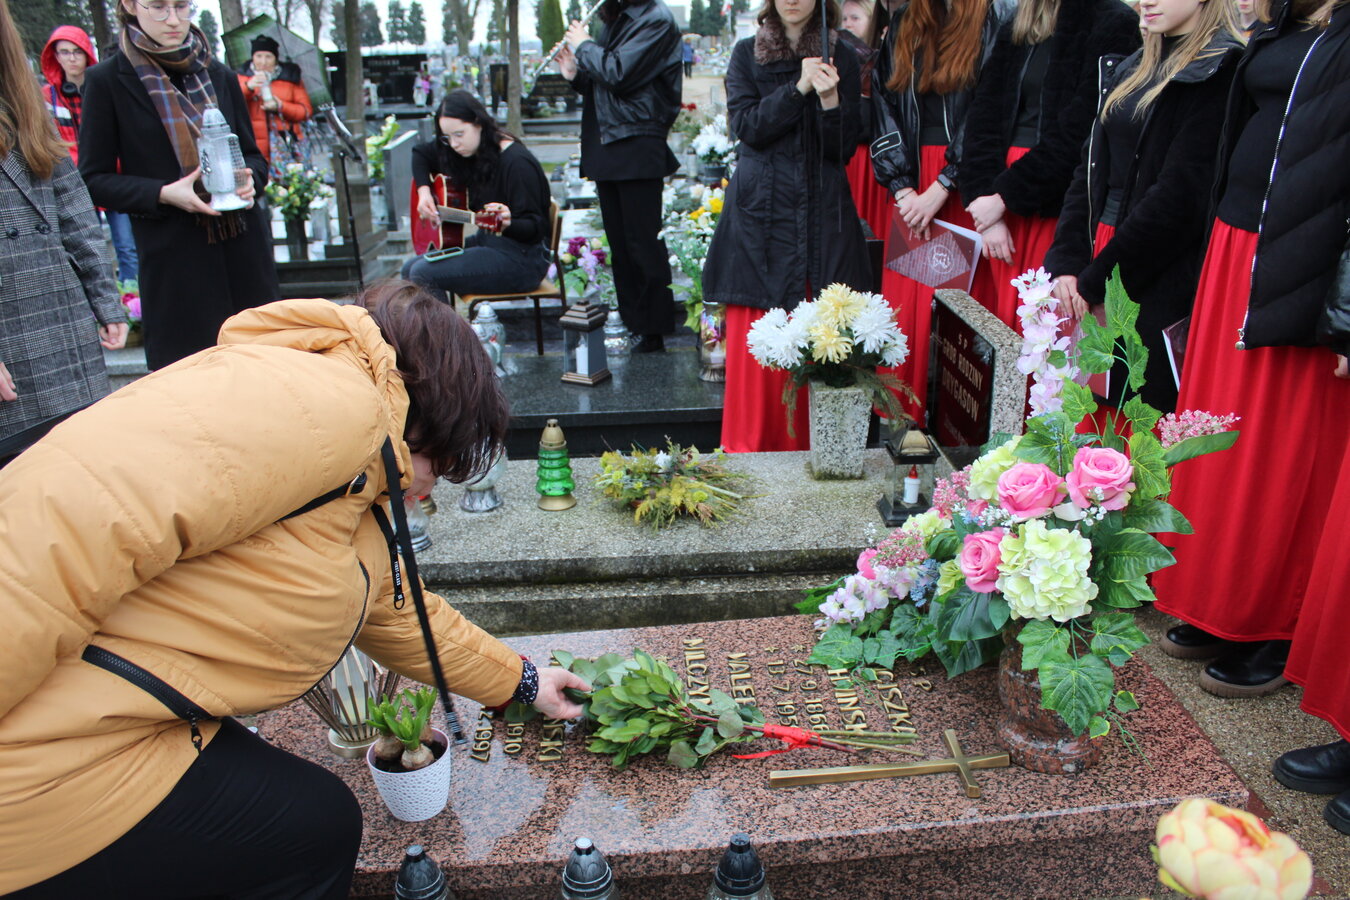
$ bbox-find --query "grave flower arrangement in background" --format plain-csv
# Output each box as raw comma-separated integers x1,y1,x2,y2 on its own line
503,650,917,770
692,113,735,167
1153,798,1312,900
747,283,916,432
664,183,724,330
671,101,709,142
593,440,747,530
558,235,614,300
364,114,399,182
798,269,1240,744
265,163,334,223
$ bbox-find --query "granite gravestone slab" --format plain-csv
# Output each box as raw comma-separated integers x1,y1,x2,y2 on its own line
926,289,1024,469
260,615,1248,900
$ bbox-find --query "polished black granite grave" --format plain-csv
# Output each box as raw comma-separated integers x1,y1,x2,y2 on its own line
502,348,724,458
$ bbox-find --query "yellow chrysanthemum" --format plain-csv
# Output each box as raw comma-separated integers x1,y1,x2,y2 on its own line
709,196,723,215
816,282,867,329
809,324,851,363
690,208,706,221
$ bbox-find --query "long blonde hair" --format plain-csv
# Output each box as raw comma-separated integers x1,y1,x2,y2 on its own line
1101,0,1242,118
1012,0,1062,44
0,0,69,179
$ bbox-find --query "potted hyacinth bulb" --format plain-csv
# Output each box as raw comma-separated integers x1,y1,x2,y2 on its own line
365,687,454,822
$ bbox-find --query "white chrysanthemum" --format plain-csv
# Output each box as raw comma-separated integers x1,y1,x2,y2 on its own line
851,295,899,354
880,330,910,366
996,520,1098,622
746,308,790,367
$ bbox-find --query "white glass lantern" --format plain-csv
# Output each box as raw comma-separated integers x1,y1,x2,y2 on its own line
197,106,248,212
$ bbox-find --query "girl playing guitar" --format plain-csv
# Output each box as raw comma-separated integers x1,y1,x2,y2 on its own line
401,91,554,304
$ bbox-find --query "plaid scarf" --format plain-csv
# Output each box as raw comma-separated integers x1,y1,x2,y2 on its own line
121,23,244,241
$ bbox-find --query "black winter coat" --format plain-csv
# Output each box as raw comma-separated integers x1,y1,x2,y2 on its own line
1210,2,1350,351
572,0,683,145
702,23,871,311
79,51,279,372
869,0,1015,196
1043,33,1243,411
960,0,1141,216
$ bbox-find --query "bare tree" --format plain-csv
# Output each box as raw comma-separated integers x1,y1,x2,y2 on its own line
443,0,485,56
219,0,245,32
506,0,521,133
270,0,305,29
86,0,111,54
301,0,328,46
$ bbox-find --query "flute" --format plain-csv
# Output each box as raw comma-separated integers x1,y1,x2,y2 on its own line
530,0,608,85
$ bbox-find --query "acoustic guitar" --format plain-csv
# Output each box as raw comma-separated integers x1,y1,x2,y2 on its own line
409,173,504,254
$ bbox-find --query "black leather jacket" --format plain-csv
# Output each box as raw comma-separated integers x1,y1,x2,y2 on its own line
868,0,1015,195
572,0,683,144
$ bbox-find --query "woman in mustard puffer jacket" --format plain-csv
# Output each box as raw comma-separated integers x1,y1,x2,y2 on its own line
0,282,589,898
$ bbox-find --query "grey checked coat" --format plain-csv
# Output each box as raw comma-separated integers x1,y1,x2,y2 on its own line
1,151,124,453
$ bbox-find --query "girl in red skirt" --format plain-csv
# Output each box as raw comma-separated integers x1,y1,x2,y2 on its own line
1042,0,1242,415
960,0,1141,326
869,0,1014,420
1155,0,1350,827
704,0,872,452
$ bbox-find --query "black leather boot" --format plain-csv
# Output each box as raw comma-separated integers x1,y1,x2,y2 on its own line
1273,740,1350,793
1198,640,1291,697
632,334,665,353
1161,623,1238,660
1326,790,1350,836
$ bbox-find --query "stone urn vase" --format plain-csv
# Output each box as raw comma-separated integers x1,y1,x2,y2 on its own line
996,642,1104,775
807,380,871,479
698,300,727,383
284,216,309,261
699,162,728,185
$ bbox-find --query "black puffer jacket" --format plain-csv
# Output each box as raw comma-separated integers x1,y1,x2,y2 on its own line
960,0,1141,216
572,0,683,145
868,0,1015,195
1044,33,1243,411
1318,234,1349,356
1210,1,1350,351
702,22,871,311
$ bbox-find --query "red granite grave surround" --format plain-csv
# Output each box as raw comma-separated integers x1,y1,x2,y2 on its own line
259,616,1249,900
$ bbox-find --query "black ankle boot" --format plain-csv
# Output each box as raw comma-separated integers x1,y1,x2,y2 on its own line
632,334,665,353
1273,740,1350,794
1199,640,1291,697
1161,623,1237,660
1327,790,1350,836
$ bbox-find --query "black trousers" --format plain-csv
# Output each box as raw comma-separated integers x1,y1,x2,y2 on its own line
8,718,362,900
595,178,675,336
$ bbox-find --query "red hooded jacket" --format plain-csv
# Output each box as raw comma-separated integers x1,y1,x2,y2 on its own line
40,25,96,165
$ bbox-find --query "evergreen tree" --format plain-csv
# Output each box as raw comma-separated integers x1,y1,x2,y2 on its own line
12,0,92,57
359,0,383,45
687,0,706,35
702,0,724,35
405,1,427,43
565,0,581,23
536,0,564,57
487,0,506,42
331,0,347,48
386,0,405,41
197,9,221,57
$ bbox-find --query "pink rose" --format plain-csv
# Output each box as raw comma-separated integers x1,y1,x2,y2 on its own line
959,529,1005,593
996,463,1066,520
966,499,989,518
1066,447,1136,510
857,547,878,580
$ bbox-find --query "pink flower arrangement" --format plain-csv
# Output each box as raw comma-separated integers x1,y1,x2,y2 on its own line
1157,409,1241,449
996,463,1066,520
120,292,141,322
1065,447,1135,510
959,529,1006,593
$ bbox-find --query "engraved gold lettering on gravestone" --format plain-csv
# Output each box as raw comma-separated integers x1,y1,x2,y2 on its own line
683,638,711,700
804,699,828,729
775,700,801,727
504,722,525,756
763,646,780,653
538,718,564,763
913,679,934,692
766,660,788,676
827,669,869,733
792,660,813,677
727,653,757,705
471,712,493,763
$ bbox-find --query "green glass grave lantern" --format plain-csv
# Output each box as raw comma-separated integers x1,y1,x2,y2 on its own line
560,299,611,386
536,419,577,511
877,417,940,526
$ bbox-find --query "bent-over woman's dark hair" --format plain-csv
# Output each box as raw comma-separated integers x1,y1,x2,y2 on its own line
435,90,520,190
359,280,509,484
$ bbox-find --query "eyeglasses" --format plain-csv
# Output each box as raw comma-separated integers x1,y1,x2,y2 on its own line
55,48,88,59
136,0,196,21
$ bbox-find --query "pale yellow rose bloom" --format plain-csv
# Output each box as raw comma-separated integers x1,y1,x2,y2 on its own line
1155,798,1312,900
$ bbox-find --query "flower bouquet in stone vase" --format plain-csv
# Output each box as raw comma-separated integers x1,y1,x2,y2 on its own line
365,687,453,821
692,114,734,184
747,283,914,479
797,268,1240,773
557,235,614,303
663,184,725,380
264,162,334,262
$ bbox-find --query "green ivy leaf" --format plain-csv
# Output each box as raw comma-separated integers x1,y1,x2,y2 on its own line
1093,575,1154,609
807,624,866,670
1124,336,1149,393
1114,690,1140,713
1161,430,1240,467
1089,612,1149,666
1017,620,1072,670
1019,413,1077,475
1104,268,1140,336
1121,395,1163,434
667,740,700,768
1122,498,1193,535
1075,316,1117,374
1096,528,1176,581
1038,654,1114,736
1089,715,1111,739
890,603,934,661
1060,379,1099,424
1127,432,1170,498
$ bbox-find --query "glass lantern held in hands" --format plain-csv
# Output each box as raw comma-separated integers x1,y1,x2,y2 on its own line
198,105,249,212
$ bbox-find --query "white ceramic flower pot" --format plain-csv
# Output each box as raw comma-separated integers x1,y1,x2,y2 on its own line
366,727,452,822
808,380,871,480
